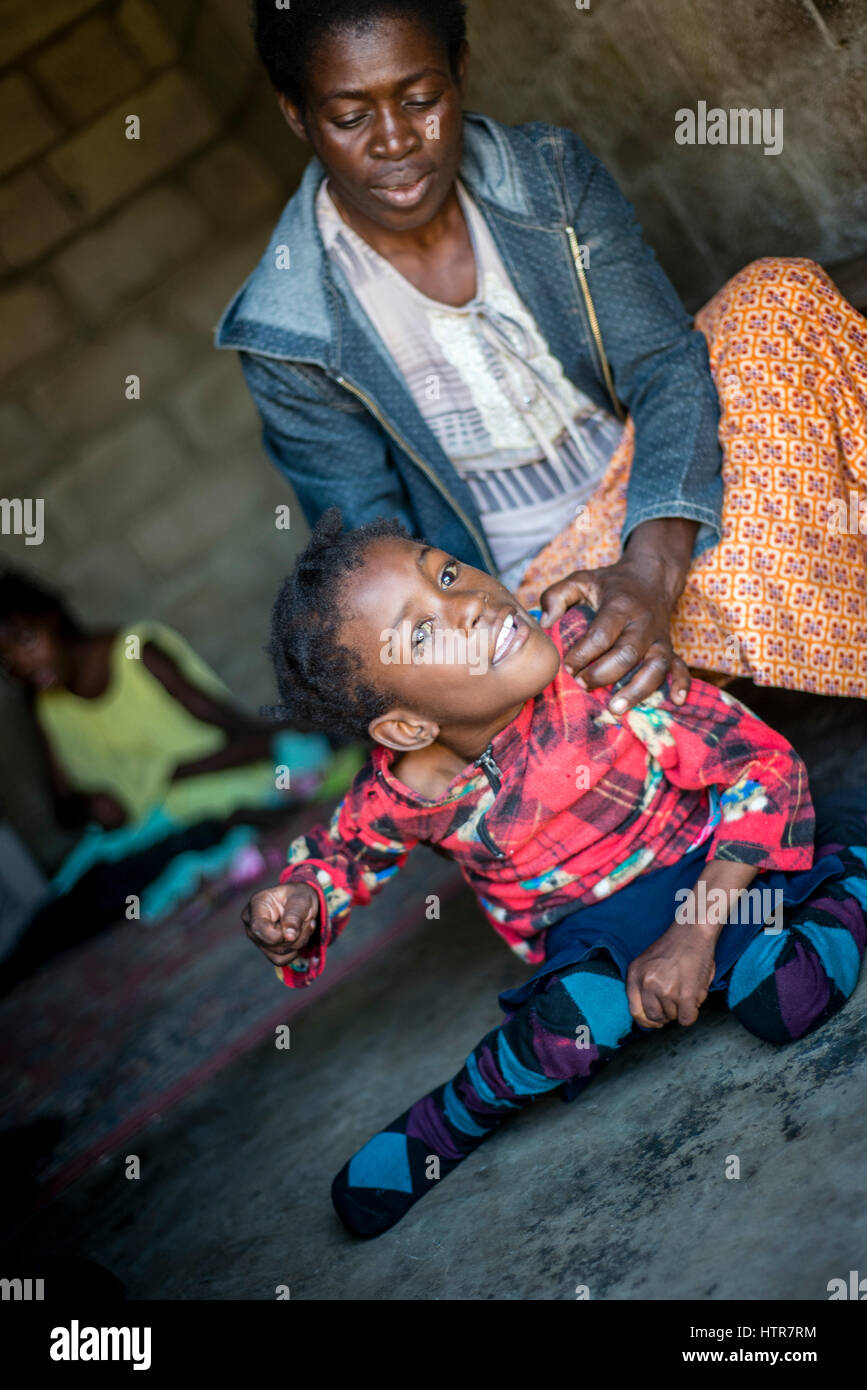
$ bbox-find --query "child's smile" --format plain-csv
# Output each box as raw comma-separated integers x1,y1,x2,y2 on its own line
340,537,562,766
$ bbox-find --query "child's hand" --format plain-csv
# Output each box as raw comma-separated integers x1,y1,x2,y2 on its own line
626,922,717,1029
241,882,319,968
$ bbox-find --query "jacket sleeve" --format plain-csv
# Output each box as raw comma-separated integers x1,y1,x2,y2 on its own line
239,350,416,532
621,682,814,872
275,765,418,988
559,128,724,559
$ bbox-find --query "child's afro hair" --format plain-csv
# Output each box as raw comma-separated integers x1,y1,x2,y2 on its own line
266,507,415,742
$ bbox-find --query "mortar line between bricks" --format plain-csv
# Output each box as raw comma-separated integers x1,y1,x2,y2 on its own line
0,6,110,82
0,130,253,296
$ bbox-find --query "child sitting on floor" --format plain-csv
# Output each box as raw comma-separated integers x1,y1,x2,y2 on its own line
243,508,867,1239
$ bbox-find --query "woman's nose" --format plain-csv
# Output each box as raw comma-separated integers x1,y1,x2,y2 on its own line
369,106,419,159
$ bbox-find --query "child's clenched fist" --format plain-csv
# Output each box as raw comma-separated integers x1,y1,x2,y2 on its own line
241,881,319,968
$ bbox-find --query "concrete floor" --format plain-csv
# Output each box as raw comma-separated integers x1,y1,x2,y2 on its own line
3,684,866,1300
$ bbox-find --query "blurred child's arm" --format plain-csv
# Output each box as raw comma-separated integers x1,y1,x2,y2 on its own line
623,681,814,873
247,766,418,988
141,641,278,775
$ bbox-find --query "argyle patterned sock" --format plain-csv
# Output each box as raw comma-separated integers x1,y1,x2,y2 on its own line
331,956,636,1238
728,837,867,1043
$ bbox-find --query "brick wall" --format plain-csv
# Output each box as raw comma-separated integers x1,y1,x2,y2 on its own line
1,0,865,864
0,0,309,862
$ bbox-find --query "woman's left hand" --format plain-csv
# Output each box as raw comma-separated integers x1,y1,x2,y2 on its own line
540,555,691,712
538,517,699,713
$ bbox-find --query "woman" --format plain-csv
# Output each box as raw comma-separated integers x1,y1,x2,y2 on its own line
217,0,867,706
0,570,338,986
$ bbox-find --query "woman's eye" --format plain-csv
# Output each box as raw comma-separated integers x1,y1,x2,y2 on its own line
440,560,459,588
412,619,434,649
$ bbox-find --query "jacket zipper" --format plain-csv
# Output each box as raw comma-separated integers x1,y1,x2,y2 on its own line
334,373,499,574
474,743,506,860
565,225,626,423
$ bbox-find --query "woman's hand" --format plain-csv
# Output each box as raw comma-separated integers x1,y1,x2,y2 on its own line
539,517,698,713
626,921,717,1029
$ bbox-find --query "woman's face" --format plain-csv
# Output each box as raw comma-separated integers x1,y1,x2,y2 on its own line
279,14,467,232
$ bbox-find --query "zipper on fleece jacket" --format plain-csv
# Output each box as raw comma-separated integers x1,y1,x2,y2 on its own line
474,744,507,860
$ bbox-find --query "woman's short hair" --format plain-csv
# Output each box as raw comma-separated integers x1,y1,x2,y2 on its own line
251,0,468,109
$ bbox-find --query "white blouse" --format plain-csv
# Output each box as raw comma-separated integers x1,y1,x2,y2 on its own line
316,176,624,586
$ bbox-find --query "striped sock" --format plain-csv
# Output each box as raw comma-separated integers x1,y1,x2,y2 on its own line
331,957,636,1238
728,840,867,1043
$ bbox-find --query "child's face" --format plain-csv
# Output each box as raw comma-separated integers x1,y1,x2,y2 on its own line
0,613,67,690
343,538,562,753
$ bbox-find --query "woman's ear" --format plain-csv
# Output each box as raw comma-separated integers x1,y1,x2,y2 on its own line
369,709,439,752
276,92,310,144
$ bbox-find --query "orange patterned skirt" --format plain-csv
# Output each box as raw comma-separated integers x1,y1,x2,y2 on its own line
515,258,867,698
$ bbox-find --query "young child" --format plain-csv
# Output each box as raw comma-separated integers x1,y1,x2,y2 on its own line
0,568,333,987
244,508,867,1239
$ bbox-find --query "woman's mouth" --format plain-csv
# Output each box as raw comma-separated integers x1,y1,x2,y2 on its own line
370,172,433,209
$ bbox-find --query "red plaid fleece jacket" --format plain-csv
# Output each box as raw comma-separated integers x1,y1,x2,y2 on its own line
277,604,814,987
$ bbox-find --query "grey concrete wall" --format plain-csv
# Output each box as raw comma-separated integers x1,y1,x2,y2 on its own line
464,0,867,309
1,0,865,864
0,0,309,863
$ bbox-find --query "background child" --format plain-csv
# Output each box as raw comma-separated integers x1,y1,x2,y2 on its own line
0,568,337,989
244,509,867,1238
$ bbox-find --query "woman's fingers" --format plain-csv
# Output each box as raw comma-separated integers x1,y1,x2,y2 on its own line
544,559,691,712
538,571,598,629
667,655,692,706
603,647,673,712
562,604,630,679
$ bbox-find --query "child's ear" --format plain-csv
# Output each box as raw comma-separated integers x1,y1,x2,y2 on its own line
369,709,439,752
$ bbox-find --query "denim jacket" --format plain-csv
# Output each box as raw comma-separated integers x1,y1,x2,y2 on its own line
215,112,723,575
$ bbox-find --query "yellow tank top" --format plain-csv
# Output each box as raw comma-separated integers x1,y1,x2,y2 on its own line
35,621,277,825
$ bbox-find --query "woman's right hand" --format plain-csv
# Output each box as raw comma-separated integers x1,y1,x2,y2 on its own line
241,881,320,968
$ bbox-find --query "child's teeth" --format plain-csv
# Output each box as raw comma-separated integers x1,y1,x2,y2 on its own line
495,614,514,658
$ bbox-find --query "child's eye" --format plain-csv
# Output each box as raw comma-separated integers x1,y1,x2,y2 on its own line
412,618,434,649
440,560,459,588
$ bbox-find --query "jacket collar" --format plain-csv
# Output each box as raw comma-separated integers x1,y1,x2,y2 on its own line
214,111,540,370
